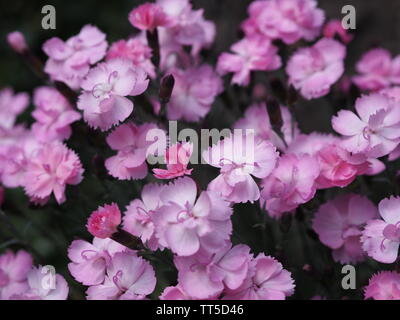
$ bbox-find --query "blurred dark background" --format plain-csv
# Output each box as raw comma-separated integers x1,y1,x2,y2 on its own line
0,0,399,300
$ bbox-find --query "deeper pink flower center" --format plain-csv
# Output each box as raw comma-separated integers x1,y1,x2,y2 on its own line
92,71,119,99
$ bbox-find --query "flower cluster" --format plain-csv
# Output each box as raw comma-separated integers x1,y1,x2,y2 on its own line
2,0,400,301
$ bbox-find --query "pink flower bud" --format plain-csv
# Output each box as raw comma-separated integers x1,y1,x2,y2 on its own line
7,31,28,54
86,203,121,239
128,3,171,31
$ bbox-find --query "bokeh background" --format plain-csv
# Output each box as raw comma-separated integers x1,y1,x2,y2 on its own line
0,0,399,300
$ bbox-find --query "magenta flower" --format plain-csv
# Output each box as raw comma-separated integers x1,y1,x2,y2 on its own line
203,133,278,204
261,153,319,218
68,238,127,286
286,38,346,100
43,25,107,89
153,142,193,179
0,87,29,130
77,58,149,131
31,86,81,142
332,93,400,158
353,48,400,91
167,65,222,122
157,0,216,56
364,271,400,300
222,254,295,300
0,250,32,300
86,252,156,300
0,186,3,207
315,144,369,189
323,19,353,44
123,183,166,250
87,203,122,239
23,142,84,204
174,243,252,299
361,196,400,263
217,36,281,86
106,36,155,78
153,177,232,256
312,194,378,264
12,266,69,300
242,0,324,44
105,122,161,180
128,3,172,31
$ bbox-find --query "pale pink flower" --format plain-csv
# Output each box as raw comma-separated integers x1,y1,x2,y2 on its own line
31,86,81,142
332,93,400,158
7,31,28,53
0,250,32,300
128,3,172,31
380,86,400,102
68,237,127,286
105,122,161,180
123,183,166,250
234,103,299,151
261,153,320,218
23,142,84,204
353,48,400,91
43,25,107,89
361,196,400,264
12,266,69,300
77,58,149,131
167,65,222,122
87,203,122,239
223,254,295,300
0,186,3,207
242,0,324,44
174,243,252,300
0,87,29,130
86,252,156,300
286,38,346,99
323,19,353,44
106,36,155,78
203,133,278,204
153,177,232,256
217,36,281,86
153,142,193,179
312,194,378,264
364,271,400,300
